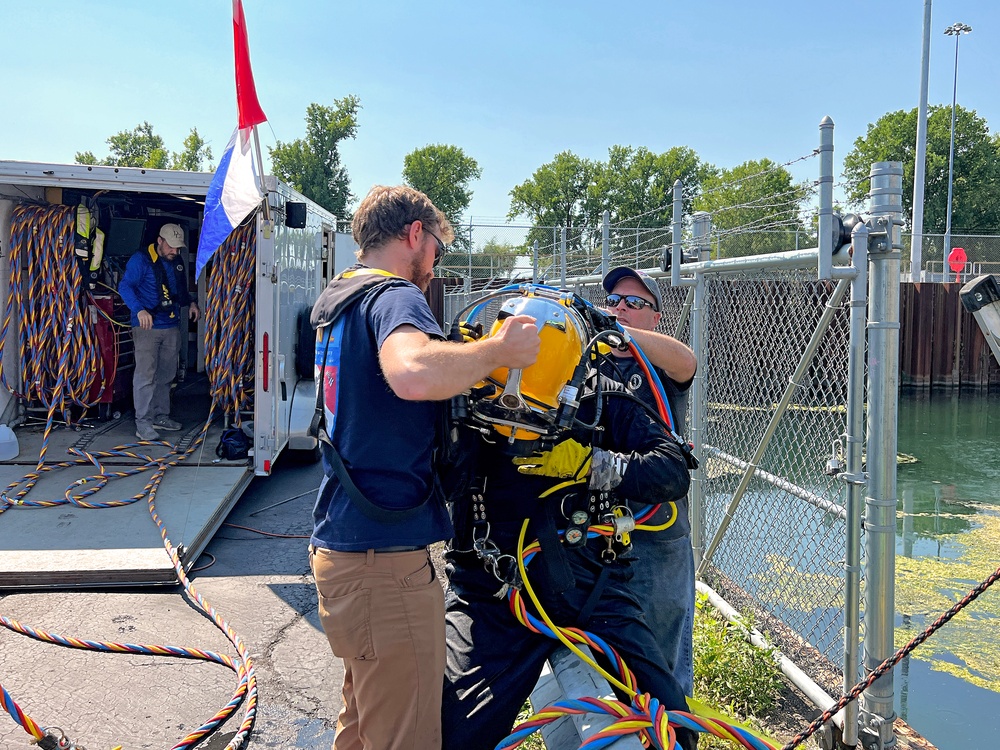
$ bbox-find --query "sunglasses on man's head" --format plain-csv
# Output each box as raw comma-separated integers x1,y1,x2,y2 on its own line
605,293,656,311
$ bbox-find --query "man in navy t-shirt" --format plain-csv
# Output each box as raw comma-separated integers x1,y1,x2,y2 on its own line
308,185,540,750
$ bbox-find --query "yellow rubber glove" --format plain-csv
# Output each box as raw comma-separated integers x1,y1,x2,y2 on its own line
513,438,592,479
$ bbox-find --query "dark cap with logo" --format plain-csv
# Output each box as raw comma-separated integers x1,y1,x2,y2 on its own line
602,266,663,312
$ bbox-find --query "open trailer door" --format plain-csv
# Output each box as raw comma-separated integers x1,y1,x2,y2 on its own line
0,161,258,588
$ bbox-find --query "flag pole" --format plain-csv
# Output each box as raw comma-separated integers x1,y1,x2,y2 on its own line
251,125,271,223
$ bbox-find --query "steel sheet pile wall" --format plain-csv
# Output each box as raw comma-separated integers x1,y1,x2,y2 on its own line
697,269,852,695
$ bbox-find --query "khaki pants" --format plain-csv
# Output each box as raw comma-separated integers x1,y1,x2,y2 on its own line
310,546,445,750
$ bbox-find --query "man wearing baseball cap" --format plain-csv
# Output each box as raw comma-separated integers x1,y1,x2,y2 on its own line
600,265,698,698
119,223,200,441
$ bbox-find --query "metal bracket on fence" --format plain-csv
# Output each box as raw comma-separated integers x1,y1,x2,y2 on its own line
859,713,897,750
866,217,892,254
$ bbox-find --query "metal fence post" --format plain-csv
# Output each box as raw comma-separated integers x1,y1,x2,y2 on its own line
841,220,869,749
533,240,539,282
667,180,683,283
818,116,834,280
560,227,567,287
688,211,711,570
601,211,610,277
861,161,903,750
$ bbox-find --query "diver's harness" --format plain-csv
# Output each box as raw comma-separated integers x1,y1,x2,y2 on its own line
308,267,441,523
449,285,691,599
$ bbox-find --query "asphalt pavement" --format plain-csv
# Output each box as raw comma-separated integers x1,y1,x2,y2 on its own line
0,454,342,750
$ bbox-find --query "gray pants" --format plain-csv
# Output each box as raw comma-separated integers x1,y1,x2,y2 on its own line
132,326,179,430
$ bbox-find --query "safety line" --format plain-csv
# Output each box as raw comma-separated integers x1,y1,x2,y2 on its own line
500,520,777,750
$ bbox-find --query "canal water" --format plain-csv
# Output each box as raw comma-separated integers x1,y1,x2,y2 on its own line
894,391,1000,749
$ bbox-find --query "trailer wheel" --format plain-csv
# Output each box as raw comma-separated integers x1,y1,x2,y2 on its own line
296,309,316,381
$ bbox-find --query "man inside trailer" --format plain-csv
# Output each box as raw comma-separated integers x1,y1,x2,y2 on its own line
119,223,199,441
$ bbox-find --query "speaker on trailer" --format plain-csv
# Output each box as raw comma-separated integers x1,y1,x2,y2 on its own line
286,202,307,228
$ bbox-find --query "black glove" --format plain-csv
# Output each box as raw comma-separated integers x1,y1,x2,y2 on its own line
586,305,619,333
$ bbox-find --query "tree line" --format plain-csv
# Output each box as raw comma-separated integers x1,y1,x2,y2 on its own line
75,100,1000,259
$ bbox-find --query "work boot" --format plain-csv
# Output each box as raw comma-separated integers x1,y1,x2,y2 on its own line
153,416,183,431
136,424,161,441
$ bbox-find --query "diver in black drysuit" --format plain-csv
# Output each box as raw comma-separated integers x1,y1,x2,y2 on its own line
442,376,699,750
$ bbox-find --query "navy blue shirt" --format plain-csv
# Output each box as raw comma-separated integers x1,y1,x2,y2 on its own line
310,277,454,552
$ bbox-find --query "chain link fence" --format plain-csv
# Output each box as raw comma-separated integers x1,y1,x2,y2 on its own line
442,222,1000,298
568,268,853,697
694,270,853,696
904,232,1000,278
439,223,678,292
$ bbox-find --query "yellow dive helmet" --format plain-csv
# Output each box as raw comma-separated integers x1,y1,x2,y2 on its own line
471,291,590,444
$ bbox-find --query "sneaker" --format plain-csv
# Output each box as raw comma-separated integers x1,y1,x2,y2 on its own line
136,425,161,441
153,416,183,431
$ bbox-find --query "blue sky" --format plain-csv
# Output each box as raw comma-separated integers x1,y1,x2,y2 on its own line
3,1,998,222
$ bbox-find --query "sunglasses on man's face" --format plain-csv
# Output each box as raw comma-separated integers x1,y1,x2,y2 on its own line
424,227,446,267
605,293,656,311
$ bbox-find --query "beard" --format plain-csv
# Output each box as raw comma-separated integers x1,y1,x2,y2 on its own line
406,257,433,291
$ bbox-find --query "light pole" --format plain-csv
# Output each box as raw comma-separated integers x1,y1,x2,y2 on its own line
943,21,971,283
911,0,932,282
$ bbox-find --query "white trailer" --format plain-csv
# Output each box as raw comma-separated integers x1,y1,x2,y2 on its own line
0,160,335,587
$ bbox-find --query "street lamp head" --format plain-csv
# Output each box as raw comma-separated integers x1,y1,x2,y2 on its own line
944,22,972,36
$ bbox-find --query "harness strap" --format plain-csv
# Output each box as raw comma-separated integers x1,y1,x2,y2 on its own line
310,268,433,523
535,499,576,594
324,437,426,523
576,562,613,625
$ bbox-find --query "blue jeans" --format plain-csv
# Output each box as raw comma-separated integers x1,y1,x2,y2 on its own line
627,531,695,696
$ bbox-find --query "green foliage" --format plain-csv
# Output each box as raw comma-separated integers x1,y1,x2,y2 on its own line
694,159,811,258
597,145,713,226
170,127,214,171
106,121,169,168
74,123,212,172
508,151,602,251
842,105,1000,232
73,121,169,169
403,144,482,243
509,146,716,262
692,593,784,719
439,236,521,280
270,95,361,220
515,699,546,750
